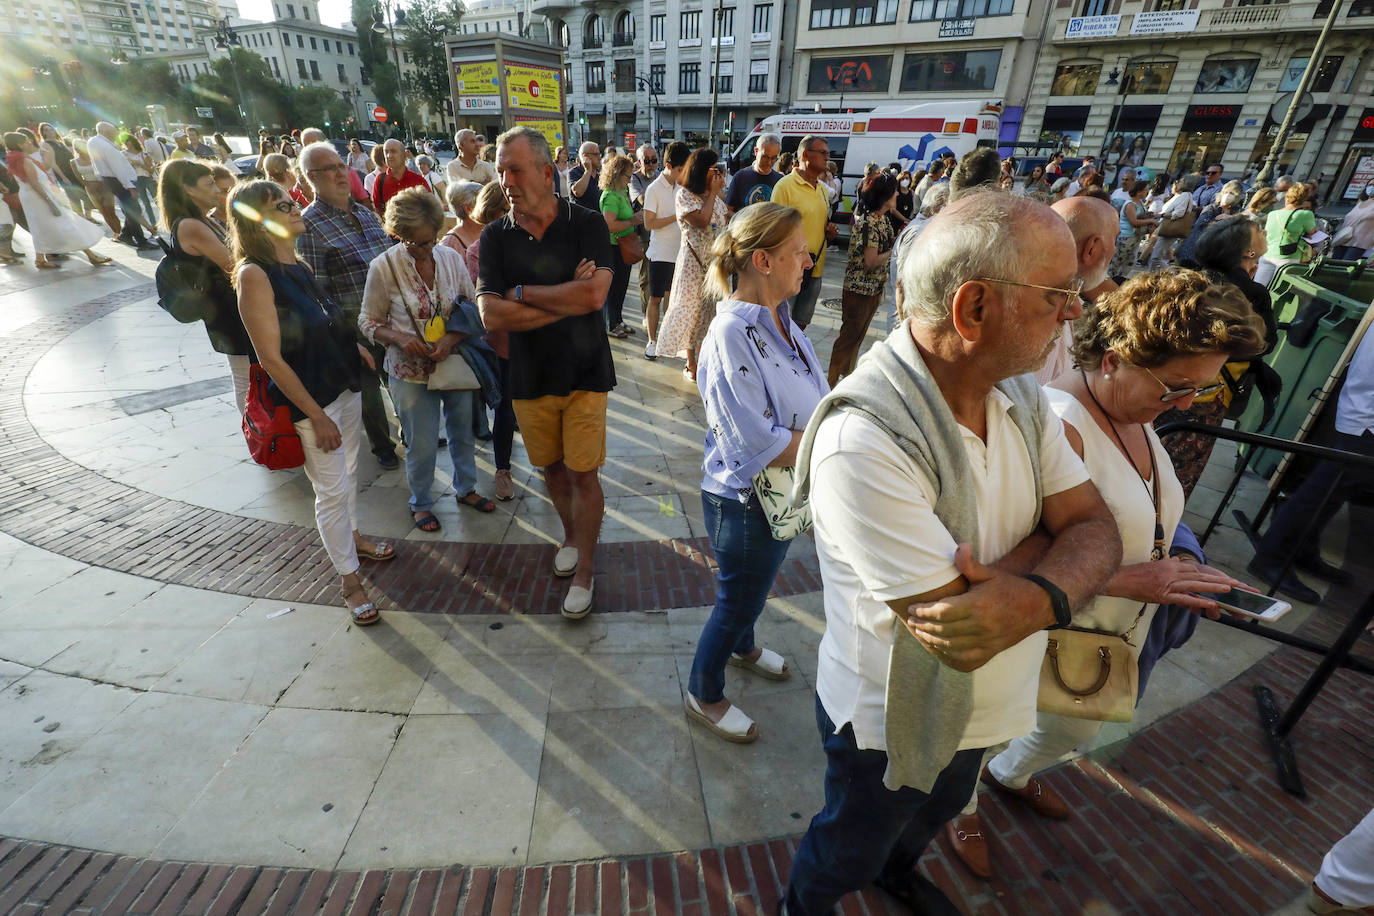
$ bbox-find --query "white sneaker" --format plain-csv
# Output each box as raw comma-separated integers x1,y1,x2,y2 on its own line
644,339,657,360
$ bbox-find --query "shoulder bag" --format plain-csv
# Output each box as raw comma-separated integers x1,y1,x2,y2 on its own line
750,340,819,541
384,251,479,392
242,363,306,470
616,191,645,265
1277,210,1315,263
1157,205,1195,239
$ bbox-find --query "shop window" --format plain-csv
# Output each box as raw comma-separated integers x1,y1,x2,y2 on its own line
1153,0,1187,10
1195,58,1258,94
810,0,899,29
1120,60,1175,94
1050,62,1100,96
909,0,1013,21
900,49,1000,92
1279,55,1343,93
1247,128,1309,178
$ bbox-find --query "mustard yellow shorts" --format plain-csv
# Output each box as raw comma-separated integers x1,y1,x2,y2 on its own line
512,391,608,472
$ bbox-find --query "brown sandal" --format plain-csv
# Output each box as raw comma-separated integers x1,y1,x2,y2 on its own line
458,491,496,513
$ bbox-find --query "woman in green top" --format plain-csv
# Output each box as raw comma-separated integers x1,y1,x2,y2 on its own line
1256,181,1316,287
827,171,898,386
600,154,643,339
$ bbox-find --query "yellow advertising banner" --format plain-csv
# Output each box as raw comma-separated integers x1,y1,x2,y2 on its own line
506,64,562,113
516,119,565,150
455,61,501,111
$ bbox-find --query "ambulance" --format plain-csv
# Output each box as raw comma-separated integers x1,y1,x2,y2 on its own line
727,99,1003,229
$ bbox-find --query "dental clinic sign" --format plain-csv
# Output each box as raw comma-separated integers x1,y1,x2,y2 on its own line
1065,15,1121,39
1130,9,1199,34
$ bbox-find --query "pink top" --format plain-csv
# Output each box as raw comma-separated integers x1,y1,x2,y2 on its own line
442,228,508,359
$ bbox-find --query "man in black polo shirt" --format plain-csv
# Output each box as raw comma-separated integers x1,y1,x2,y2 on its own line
476,126,615,620
567,142,604,212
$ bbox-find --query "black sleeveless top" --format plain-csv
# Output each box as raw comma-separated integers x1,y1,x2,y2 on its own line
259,260,362,420
172,217,253,357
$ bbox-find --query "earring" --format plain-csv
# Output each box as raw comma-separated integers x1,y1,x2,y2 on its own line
1103,373,1111,380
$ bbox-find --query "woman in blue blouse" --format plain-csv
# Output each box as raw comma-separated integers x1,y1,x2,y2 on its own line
685,202,830,743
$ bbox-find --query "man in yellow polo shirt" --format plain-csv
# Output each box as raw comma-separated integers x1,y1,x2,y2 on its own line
771,135,838,329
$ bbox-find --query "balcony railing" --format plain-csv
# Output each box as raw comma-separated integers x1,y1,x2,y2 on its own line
1207,5,1284,27
612,30,634,45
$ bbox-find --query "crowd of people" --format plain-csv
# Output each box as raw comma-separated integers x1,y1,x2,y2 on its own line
3,112,1372,913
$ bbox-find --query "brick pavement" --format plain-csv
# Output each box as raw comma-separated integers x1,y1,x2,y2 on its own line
0,285,820,616
1,624,1371,915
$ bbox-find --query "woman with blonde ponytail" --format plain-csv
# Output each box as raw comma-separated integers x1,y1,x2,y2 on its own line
684,201,829,744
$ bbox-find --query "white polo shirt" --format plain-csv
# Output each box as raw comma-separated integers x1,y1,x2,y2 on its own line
1336,327,1374,437
809,390,1089,752
445,156,497,186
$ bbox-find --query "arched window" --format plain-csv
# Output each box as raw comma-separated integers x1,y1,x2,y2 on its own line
614,10,635,44
556,20,569,48
583,13,603,48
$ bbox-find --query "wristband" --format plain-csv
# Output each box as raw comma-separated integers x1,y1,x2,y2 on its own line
1024,574,1071,629
514,285,523,302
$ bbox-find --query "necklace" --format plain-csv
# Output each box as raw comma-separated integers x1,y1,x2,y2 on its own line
1081,369,1166,561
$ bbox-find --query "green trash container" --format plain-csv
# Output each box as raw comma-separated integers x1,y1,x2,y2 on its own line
1235,258,1373,478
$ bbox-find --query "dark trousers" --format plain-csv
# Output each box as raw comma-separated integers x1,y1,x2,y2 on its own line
1256,429,1374,567
688,490,792,703
784,695,984,916
358,339,396,459
789,271,824,330
604,255,632,330
827,288,883,386
493,356,516,471
101,178,148,243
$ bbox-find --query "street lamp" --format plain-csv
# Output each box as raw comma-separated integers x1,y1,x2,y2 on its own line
211,18,254,130
612,71,662,147
706,0,724,152
338,85,363,130
371,0,412,141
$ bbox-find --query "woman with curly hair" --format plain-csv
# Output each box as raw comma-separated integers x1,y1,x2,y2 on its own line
952,269,1265,879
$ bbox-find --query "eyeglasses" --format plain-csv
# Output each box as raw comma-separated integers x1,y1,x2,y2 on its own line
1143,366,1225,403
403,237,436,249
307,163,347,174
642,157,657,164
972,277,1085,310
271,199,299,214
1206,170,1222,176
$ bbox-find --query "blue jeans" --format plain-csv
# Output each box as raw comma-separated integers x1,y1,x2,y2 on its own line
788,271,824,329
689,490,792,703
784,695,985,916
389,376,478,512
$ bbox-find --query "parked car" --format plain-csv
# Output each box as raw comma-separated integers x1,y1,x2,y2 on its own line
233,139,376,178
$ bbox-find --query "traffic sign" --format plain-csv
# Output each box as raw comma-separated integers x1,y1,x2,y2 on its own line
372,105,389,123
195,107,214,118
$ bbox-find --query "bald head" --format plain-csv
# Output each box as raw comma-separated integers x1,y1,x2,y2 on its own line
1052,196,1118,289
299,127,326,145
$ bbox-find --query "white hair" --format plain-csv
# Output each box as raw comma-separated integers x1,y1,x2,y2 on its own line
758,132,782,150
898,194,1042,328
298,140,339,172
447,179,481,217
920,182,950,216
455,128,476,144
299,127,326,144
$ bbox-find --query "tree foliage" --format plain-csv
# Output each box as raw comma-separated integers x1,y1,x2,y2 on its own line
400,0,461,131
352,0,406,131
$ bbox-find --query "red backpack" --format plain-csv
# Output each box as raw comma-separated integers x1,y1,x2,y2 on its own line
242,364,305,470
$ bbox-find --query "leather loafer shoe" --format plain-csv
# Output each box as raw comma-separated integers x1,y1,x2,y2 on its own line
944,813,991,879
1246,558,1321,605
562,584,593,619
981,765,1070,820
873,868,961,916
1295,555,1351,585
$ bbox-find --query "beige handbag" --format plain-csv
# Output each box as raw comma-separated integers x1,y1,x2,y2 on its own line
386,252,479,392
1037,624,1139,723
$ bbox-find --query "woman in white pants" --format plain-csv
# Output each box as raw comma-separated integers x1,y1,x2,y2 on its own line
1310,806,1374,913
944,270,1265,881
228,179,397,625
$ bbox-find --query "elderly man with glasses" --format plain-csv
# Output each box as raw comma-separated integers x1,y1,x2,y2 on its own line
781,192,1121,915
724,132,783,215
296,141,401,470
1193,164,1225,210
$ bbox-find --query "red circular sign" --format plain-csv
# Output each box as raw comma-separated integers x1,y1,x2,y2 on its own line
528,81,540,98
372,105,389,123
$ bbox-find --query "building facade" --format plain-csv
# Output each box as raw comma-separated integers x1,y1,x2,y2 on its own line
789,0,1054,150
1023,0,1374,198
0,0,233,54
532,0,797,152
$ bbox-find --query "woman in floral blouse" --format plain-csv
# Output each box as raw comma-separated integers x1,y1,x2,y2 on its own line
360,188,496,532
826,171,898,386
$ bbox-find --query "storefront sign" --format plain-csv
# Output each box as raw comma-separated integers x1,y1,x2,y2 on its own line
1346,155,1374,199
1190,105,1238,119
516,118,564,149
455,61,501,111
939,18,976,38
1130,9,1199,34
807,55,893,94
506,63,562,113
1065,15,1121,38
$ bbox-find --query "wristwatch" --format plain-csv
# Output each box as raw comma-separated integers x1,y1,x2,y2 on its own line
1024,574,1072,629
513,285,524,302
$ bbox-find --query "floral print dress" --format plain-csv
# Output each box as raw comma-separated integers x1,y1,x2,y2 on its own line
657,187,728,359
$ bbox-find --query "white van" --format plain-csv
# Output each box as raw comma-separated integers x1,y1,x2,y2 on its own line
727,99,1002,228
